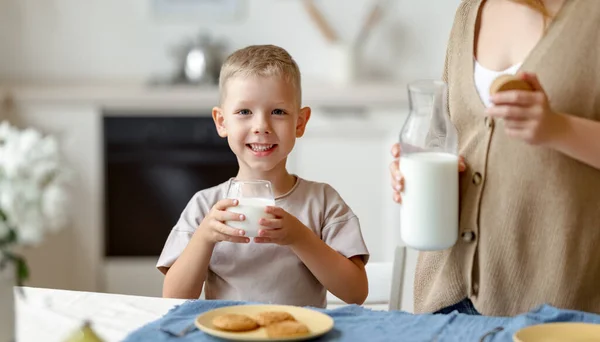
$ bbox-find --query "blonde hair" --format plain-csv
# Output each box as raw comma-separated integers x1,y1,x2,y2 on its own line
218,45,302,106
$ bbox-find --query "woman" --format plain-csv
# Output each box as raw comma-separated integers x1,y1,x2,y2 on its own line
390,0,600,316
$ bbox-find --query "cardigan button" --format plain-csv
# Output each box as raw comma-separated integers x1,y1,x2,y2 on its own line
484,116,494,129
473,282,479,295
472,172,483,185
461,231,475,242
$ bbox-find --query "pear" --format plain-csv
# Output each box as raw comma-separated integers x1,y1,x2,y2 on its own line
64,321,104,342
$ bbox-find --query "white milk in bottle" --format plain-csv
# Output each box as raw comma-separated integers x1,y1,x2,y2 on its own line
398,80,460,251
226,197,275,237
400,152,458,250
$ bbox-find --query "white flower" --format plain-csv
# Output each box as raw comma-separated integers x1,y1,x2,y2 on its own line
1,180,40,235
0,121,14,142
0,121,71,247
12,204,44,245
42,182,70,232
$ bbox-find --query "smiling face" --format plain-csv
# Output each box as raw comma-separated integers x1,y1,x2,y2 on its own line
212,75,310,178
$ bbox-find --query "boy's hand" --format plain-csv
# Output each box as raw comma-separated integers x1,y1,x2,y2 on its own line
254,206,308,246
197,199,250,244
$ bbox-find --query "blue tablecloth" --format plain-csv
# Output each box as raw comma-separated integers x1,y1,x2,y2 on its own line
123,300,600,342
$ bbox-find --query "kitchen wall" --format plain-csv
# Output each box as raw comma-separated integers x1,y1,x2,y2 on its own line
0,0,461,84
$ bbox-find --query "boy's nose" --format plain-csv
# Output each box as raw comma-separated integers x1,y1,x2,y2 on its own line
252,116,272,134
253,126,271,134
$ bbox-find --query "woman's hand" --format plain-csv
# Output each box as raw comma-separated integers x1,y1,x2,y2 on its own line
390,143,466,203
486,72,565,146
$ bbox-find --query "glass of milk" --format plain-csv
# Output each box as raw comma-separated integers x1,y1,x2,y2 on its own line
225,180,275,238
398,80,459,251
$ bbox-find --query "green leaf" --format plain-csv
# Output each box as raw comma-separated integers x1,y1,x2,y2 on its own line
0,208,15,247
0,229,17,248
1,251,29,286
15,257,29,286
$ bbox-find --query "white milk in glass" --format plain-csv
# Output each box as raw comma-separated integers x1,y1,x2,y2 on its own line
400,151,458,251
226,198,275,237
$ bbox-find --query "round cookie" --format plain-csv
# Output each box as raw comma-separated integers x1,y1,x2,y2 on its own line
490,74,533,95
265,321,310,338
212,313,259,332
255,311,296,326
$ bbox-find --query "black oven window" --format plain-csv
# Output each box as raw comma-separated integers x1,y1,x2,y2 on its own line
103,115,238,257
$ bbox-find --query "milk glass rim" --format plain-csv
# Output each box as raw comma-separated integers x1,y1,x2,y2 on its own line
229,179,273,185
226,179,274,199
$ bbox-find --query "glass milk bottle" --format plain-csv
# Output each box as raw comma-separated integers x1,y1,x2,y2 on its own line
399,80,459,251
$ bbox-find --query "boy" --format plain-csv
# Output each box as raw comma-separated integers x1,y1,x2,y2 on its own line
157,45,369,308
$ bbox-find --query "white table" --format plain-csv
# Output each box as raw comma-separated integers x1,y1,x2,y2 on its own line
15,286,389,342
15,287,185,342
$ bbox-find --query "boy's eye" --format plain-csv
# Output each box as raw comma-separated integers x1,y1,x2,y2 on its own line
272,109,286,115
237,109,251,115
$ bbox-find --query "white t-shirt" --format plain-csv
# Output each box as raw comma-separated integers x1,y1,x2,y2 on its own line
156,176,370,308
474,59,522,107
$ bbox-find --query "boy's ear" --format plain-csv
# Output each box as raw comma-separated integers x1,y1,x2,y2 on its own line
296,106,311,138
212,107,228,138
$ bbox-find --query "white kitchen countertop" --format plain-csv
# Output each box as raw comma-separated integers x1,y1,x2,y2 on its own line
0,82,409,111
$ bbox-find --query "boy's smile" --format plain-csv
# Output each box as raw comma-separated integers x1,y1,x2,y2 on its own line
247,143,277,157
